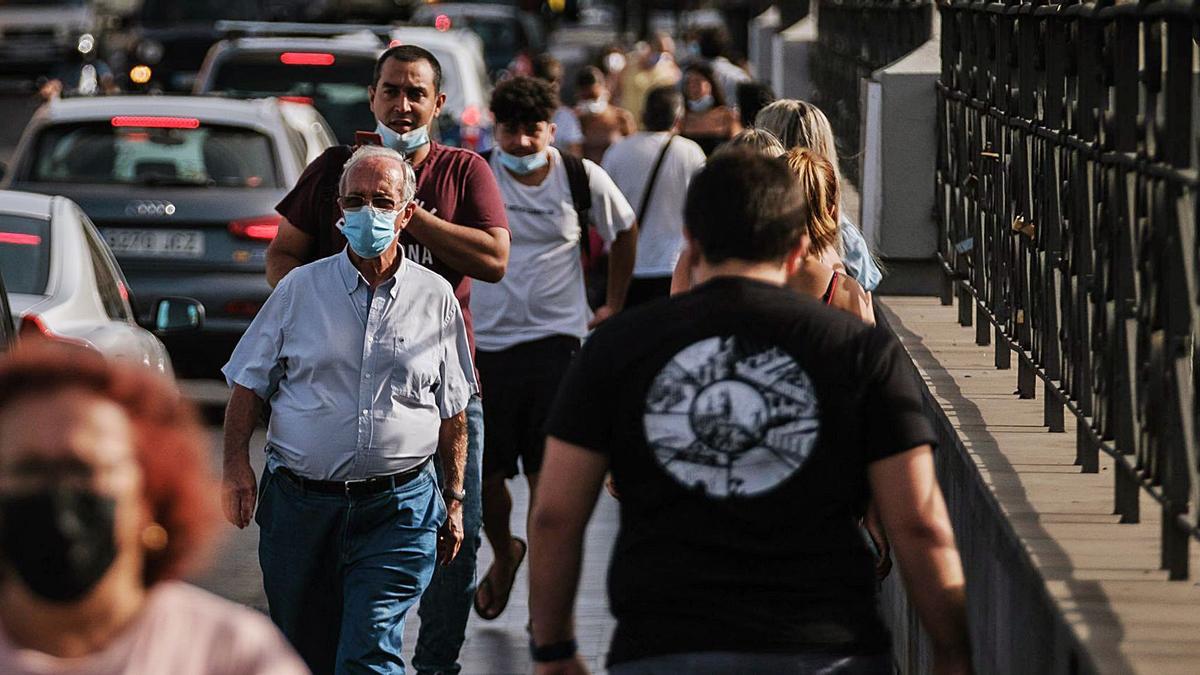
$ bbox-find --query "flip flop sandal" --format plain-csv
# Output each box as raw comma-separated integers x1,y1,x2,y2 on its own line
473,537,527,621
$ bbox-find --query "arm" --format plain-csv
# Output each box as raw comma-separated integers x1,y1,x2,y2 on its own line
265,219,313,287
869,445,971,675
405,208,510,282
589,224,637,327
435,410,468,564
222,385,263,529
529,437,608,672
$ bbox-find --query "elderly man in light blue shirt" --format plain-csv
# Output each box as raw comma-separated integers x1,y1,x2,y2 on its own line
221,145,476,675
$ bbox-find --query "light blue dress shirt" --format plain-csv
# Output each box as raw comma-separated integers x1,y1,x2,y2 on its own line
223,251,477,480
839,216,883,292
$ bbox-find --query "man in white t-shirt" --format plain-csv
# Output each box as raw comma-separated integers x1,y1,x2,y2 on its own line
470,76,637,621
602,86,706,306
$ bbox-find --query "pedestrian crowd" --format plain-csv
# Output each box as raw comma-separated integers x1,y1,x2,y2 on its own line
0,24,970,675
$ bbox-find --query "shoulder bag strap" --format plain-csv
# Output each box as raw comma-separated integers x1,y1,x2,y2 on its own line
637,135,675,228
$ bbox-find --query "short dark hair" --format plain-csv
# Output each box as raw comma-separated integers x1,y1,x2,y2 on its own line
531,53,563,84
575,65,603,91
643,86,683,132
697,26,731,60
736,81,776,128
684,149,809,264
373,44,443,92
490,76,558,127
684,62,726,108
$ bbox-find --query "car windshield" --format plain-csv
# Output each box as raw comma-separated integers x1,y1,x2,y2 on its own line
29,122,280,188
140,0,261,25
0,214,50,296
209,52,377,145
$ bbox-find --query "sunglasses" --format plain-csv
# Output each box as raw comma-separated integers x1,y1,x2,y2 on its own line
337,195,399,211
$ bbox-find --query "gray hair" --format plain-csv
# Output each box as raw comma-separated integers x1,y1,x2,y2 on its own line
755,99,841,179
338,145,416,203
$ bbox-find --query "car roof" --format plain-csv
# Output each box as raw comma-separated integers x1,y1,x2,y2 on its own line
37,96,285,129
389,26,484,52
413,3,521,19
0,189,54,219
217,35,383,57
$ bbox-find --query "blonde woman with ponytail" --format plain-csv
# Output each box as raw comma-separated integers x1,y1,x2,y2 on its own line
756,99,883,292
784,148,874,325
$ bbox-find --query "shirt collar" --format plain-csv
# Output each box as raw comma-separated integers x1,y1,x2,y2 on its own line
338,248,404,298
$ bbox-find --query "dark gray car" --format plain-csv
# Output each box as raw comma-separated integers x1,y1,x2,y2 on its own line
3,95,323,373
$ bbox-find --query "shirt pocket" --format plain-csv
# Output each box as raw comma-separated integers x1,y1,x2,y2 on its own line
391,336,439,406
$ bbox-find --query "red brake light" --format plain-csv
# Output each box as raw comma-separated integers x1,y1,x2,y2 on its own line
435,14,452,31
278,95,314,105
461,105,481,127
229,214,281,241
111,116,200,129
0,232,41,246
280,52,335,66
18,313,88,348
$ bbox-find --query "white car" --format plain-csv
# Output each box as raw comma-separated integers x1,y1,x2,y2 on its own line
0,189,198,376
278,99,339,164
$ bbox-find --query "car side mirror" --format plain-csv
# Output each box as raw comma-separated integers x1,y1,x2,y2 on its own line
153,297,204,335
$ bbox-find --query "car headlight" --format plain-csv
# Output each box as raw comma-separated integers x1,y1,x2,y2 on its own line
136,40,163,64
76,33,95,55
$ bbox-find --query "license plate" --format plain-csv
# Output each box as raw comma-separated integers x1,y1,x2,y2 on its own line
102,229,205,258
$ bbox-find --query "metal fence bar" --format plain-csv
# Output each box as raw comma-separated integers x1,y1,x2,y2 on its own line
936,0,1200,580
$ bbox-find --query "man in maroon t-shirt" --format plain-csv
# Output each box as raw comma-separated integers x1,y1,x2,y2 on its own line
265,44,510,675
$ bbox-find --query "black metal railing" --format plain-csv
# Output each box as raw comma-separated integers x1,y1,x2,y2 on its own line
812,0,933,184
936,0,1200,578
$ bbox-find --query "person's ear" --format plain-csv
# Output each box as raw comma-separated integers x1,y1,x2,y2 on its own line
547,122,558,144
784,234,810,276
433,91,447,118
396,199,418,231
367,84,376,107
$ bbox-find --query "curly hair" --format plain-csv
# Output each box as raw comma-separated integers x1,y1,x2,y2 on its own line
0,342,219,587
784,148,842,257
489,76,558,128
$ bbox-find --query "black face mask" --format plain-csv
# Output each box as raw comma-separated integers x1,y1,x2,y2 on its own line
0,486,118,603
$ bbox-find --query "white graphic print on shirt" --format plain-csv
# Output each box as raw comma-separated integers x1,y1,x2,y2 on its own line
643,335,820,498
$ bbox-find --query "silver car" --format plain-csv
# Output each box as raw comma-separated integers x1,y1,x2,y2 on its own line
0,189,184,376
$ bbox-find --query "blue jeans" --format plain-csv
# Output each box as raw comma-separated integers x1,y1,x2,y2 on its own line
413,396,484,674
608,651,892,675
256,464,445,675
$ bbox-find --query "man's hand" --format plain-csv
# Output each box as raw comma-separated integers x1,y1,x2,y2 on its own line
437,499,464,564
222,456,257,528
534,655,589,675
587,304,618,329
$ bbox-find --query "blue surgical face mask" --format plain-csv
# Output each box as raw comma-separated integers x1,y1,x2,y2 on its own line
687,95,715,113
497,148,549,176
337,205,404,259
375,121,430,156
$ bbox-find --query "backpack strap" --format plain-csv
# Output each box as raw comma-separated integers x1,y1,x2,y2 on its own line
560,153,592,257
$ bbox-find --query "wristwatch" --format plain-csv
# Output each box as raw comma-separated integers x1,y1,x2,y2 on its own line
530,638,577,663
443,487,466,503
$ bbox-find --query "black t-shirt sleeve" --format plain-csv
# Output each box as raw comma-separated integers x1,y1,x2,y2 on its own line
544,332,616,454
857,326,938,462
275,146,347,238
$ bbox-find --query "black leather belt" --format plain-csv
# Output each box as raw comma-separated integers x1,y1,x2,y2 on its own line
274,458,431,497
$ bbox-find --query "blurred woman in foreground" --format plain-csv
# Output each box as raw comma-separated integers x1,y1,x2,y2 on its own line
0,342,306,675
